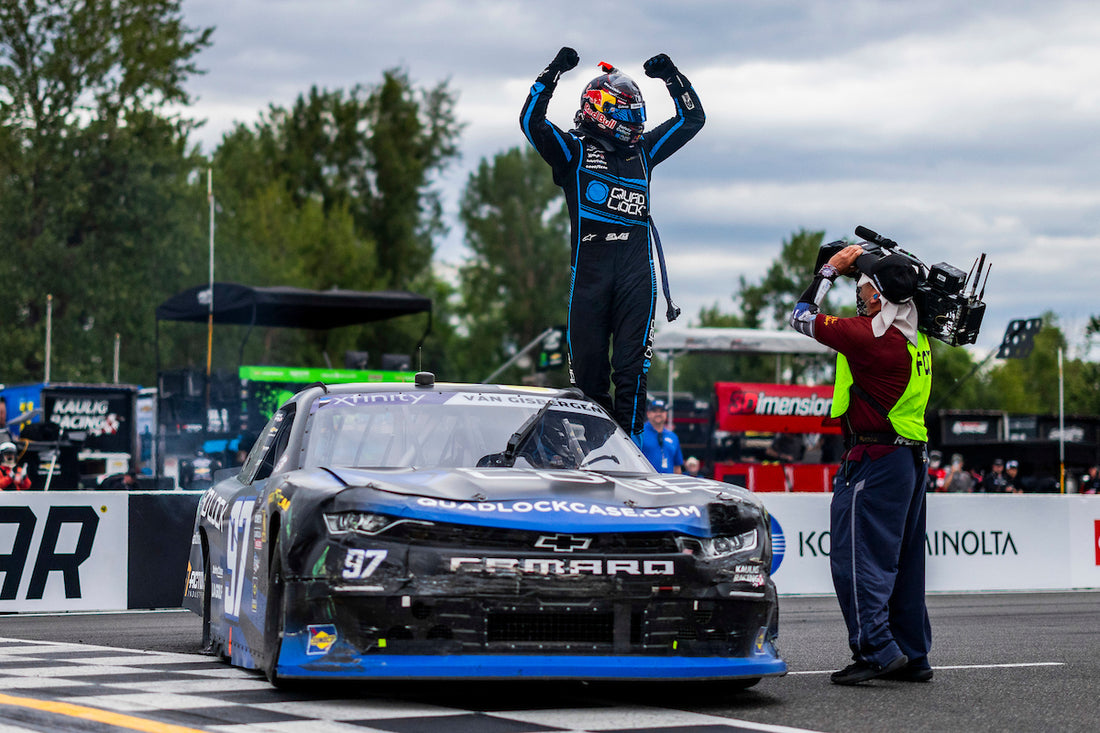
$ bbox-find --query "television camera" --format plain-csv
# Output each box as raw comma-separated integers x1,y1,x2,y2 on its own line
815,226,990,346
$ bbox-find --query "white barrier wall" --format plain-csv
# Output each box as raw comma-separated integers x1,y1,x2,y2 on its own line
761,494,1100,594
0,492,128,612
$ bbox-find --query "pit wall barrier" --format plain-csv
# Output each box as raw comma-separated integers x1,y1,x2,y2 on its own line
2,491,1099,612
762,494,1100,594
0,491,201,613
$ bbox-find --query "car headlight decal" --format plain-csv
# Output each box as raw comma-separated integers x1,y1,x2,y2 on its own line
675,529,759,559
324,512,433,536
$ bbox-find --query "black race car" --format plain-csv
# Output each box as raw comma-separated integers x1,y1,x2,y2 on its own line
182,375,786,685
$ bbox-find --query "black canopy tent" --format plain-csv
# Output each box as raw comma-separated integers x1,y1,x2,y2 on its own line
154,282,433,367
155,282,431,329
152,283,432,483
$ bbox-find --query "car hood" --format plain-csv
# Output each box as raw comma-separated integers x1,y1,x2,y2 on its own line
306,466,762,536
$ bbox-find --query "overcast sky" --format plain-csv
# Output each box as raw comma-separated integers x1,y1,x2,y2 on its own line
179,0,1100,358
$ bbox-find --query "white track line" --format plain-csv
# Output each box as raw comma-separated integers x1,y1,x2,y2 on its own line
788,661,1065,675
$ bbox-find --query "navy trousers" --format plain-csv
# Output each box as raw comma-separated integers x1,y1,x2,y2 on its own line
830,446,932,669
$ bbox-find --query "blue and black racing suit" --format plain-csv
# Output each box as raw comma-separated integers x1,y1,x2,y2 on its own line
520,62,704,437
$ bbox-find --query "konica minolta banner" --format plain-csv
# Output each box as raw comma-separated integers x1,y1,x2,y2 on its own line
760,494,1100,594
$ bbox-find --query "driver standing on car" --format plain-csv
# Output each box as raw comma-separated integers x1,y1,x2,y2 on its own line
520,47,704,445
789,243,934,685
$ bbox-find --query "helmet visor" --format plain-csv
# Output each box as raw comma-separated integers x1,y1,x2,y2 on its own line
585,88,646,125
608,102,645,125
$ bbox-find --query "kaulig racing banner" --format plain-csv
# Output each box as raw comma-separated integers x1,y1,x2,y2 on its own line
43,385,138,454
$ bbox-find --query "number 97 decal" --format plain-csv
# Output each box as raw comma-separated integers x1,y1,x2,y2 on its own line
343,549,388,579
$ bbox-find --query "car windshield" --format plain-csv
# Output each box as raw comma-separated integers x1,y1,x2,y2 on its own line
301,391,655,473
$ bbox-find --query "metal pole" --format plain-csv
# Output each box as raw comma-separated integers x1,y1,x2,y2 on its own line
205,168,215,432
44,294,52,384
482,327,556,383
1058,347,1065,494
667,351,675,428
113,333,120,383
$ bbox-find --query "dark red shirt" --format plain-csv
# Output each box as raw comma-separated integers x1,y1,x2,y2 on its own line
814,313,914,460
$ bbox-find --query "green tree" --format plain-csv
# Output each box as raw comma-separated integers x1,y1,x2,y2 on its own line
0,0,212,383
985,313,1100,416
456,146,570,383
195,74,462,373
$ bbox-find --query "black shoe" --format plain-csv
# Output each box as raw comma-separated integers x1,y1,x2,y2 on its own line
881,663,934,682
830,654,909,685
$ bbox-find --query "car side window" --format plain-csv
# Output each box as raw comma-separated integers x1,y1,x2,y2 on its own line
239,407,295,484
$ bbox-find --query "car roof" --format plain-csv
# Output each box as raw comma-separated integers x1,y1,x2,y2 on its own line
284,379,586,409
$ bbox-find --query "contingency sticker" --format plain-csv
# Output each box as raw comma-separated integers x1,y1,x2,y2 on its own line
307,624,338,655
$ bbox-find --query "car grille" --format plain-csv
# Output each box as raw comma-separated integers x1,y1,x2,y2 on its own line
381,523,679,554
331,596,768,656
487,611,614,644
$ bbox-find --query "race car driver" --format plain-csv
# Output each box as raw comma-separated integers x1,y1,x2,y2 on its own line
789,243,934,685
520,47,704,442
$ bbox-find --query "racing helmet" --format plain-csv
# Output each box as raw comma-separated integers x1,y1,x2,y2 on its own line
575,62,646,145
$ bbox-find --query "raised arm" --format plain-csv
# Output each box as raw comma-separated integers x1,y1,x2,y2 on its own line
520,47,581,171
642,53,705,166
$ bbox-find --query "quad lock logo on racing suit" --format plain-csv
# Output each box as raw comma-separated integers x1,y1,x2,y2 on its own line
579,148,648,227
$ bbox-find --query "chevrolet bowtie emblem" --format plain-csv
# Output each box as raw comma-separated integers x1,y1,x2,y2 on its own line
534,534,592,552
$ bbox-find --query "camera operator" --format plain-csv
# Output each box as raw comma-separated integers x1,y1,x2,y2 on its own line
789,243,933,686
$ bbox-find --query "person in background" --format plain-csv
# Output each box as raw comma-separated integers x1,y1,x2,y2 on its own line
641,399,683,474
980,458,1008,493
1081,465,1099,495
683,455,702,477
943,453,975,493
0,441,31,491
1004,460,1023,493
766,432,804,463
927,450,947,491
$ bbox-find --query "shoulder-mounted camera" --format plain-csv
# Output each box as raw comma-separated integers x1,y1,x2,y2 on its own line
815,226,990,346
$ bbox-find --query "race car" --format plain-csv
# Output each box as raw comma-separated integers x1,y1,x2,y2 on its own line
182,375,786,685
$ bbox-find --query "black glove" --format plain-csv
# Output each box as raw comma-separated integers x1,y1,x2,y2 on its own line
549,47,579,73
644,53,676,80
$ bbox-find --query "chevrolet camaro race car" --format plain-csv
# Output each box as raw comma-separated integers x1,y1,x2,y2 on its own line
182,375,786,685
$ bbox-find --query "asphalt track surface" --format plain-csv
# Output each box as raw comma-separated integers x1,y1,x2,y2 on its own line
1,591,1097,732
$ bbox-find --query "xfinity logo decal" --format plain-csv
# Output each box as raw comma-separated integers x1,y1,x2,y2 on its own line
534,534,592,552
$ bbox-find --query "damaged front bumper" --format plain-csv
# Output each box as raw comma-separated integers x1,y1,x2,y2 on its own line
273,540,787,680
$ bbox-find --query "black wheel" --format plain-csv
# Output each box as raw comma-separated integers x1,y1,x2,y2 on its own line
200,533,213,652
264,537,285,685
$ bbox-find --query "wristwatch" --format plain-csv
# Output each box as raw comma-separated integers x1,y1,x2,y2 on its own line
819,264,839,280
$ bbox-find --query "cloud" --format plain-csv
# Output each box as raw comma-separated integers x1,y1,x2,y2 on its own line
179,0,1100,357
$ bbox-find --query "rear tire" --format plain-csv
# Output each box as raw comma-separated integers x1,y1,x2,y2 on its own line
200,533,213,653
264,538,286,686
